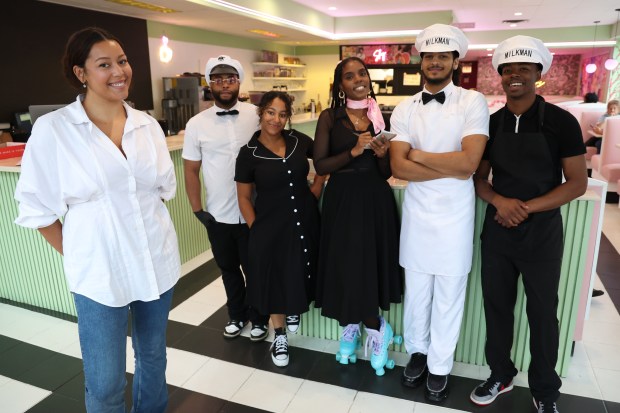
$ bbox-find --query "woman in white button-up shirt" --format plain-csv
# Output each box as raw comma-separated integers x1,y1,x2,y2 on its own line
14,27,180,413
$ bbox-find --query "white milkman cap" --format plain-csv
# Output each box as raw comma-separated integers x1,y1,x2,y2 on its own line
415,24,469,59
492,35,553,74
205,55,244,82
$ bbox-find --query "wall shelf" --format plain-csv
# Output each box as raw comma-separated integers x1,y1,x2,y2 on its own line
253,77,307,81
252,62,306,68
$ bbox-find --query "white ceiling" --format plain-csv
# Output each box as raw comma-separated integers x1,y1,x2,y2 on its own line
41,0,619,58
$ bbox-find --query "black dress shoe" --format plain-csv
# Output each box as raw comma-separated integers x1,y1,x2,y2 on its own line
402,352,428,388
425,373,449,402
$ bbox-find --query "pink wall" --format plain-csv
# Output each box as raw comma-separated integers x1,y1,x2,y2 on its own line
580,54,611,99
475,53,611,99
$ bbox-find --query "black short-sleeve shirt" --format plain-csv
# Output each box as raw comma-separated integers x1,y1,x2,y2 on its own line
483,96,586,174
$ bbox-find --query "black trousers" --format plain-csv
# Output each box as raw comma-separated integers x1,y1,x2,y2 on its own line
481,245,562,403
206,222,268,325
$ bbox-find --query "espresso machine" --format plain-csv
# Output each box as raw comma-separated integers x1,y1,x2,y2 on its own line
162,76,204,135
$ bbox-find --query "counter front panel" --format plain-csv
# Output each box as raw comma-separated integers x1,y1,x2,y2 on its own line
0,148,210,317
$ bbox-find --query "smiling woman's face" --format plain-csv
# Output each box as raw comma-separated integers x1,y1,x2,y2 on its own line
75,40,132,102
340,59,370,101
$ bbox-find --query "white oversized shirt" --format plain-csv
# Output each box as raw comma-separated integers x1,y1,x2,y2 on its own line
391,82,489,276
14,95,181,307
182,102,259,224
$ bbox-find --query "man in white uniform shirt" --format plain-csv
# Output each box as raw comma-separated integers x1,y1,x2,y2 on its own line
390,24,489,401
183,55,269,341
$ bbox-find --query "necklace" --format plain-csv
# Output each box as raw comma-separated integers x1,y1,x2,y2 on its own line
347,109,366,126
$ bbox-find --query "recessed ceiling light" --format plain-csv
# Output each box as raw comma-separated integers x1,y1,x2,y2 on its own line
510,23,517,27
514,12,523,16
328,6,337,10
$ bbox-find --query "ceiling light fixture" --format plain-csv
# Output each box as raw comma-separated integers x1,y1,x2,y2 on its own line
105,0,179,13
514,12,523,16
586,21,600,74
328,6,337,11
510,23,517,27
248,29,281,38
604,9,620,71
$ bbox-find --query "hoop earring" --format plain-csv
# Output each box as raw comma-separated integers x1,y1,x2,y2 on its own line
338,89,345,104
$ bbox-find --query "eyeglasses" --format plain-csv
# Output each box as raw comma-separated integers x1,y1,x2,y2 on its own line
209,77,239,85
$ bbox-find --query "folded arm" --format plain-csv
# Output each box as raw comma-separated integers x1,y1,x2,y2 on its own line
390,141,454,182
409,134,488,177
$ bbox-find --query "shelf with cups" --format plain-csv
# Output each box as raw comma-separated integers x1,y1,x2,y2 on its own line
251,62,307,93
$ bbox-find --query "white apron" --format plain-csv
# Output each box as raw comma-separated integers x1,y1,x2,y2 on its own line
399,99,475,276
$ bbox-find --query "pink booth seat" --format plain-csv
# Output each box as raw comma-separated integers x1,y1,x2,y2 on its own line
565,106,605,163
591,117,620,192
579,111,605,160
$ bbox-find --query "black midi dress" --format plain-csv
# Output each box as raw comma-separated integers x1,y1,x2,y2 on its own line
313,107,402,325
235,129,320,316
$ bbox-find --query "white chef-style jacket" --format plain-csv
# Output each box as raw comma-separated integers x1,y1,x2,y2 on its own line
391,82,489,276
14,95,181,307
182,102,259,224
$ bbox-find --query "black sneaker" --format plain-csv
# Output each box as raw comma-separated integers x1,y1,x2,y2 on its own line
534,398,560,413
223,320,244,338
402,352,428,388
270,329,289,367
250,323,268,342
470,377,514,405
592,289,605,297
286,315,300,334
425,373,449,402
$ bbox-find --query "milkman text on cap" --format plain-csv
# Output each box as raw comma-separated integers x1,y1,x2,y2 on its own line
492,35,553,75
415,23,469,59
205,55,245,82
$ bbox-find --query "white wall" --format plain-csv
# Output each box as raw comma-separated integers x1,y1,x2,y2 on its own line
147,37,259,119
297,54,339,110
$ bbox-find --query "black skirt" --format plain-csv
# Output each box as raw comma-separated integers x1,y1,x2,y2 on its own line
314,168,402,325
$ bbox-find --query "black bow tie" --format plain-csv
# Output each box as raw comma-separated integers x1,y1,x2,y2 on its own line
421,91,446,105
216,109,239,116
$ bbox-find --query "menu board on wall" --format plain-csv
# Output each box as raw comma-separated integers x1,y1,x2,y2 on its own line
340,44,420,66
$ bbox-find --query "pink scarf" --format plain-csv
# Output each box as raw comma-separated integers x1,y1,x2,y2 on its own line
346,97,385,134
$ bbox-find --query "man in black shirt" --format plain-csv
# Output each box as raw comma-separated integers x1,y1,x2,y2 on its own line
470,36,587,413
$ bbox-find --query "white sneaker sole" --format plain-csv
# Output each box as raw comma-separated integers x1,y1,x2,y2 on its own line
272,355,289,367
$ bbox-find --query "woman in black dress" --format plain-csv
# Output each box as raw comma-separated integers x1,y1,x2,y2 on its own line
313,57,402,372
236,91,324,367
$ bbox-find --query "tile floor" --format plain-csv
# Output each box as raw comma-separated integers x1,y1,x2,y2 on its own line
0,204,619,413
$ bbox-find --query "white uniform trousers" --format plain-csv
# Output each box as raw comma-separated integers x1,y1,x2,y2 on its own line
403,269,468,375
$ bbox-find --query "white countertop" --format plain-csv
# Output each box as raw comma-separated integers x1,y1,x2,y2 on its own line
290,112,319,125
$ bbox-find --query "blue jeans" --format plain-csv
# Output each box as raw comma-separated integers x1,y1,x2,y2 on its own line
73,288,174,413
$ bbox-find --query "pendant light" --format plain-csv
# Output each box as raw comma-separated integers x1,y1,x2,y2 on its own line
585,21,600,74
604,9,620,71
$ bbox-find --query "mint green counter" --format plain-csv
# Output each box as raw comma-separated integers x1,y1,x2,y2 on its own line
298,182,595,377
0,147,596,376
0,145,210,317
